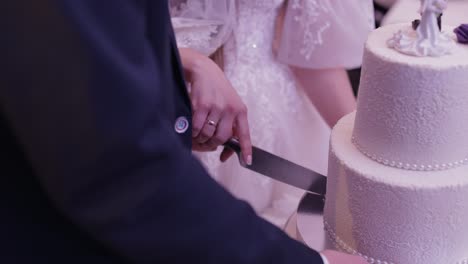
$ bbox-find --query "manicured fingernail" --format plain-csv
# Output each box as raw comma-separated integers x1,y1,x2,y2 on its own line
246,155,252,166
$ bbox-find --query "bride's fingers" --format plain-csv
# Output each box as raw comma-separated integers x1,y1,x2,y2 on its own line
192,140,217,152
205,115,234,149
220,147,235,162
196,112,221,144
192,108,208,138
235,113,252,165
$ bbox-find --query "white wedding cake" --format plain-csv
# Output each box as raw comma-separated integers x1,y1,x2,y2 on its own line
323,18,468,264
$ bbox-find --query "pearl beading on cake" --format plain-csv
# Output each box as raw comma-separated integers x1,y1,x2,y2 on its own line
326,220,468,264
324,221,394,264
351,137,468,171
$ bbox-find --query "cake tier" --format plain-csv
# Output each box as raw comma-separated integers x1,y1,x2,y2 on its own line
353,23,468,170
324,113,468,264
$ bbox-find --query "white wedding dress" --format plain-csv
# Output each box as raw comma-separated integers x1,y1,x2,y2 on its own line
171,0,374,227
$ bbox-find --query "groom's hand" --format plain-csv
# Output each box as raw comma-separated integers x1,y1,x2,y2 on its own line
179,48,252,165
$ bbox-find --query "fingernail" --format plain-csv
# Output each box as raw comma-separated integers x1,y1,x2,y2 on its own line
246,155,252,166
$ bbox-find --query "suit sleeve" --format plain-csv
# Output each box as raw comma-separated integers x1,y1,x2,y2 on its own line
0,0,323,263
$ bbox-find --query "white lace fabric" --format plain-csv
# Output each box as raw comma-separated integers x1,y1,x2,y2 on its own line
277,0,374,69
170,0,235,56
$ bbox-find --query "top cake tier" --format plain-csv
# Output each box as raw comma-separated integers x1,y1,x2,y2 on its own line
353,23,468,171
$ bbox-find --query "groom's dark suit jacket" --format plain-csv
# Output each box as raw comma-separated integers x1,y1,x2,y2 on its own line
0,1,323,263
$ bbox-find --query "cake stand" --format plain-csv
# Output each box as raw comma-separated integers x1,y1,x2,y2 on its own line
284,193,331,251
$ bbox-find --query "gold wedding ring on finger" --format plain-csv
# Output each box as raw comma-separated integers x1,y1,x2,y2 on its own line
207,119,217,127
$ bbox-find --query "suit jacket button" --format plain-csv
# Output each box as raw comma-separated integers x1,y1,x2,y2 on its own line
174,116,189,134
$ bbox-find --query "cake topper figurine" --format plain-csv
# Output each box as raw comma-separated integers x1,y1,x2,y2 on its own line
412,13,442,31
388,0,454,57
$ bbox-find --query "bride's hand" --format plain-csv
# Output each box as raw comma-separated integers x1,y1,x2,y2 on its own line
179,48,252,165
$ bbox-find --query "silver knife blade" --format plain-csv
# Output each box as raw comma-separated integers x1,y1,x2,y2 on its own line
223,139,327,196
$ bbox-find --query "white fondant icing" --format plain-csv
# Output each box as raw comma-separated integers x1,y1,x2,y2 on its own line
325,113,468,264
324,221,394,264
326,219,468,264
353,23,468,168
351,136,468,171
387,0,454,57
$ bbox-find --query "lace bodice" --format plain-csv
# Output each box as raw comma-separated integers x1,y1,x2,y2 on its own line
170,0,235,55
237,0,284,10
171,0,374,68
226,1,283,61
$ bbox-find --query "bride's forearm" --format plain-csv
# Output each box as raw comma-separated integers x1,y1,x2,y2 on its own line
291,67,356,128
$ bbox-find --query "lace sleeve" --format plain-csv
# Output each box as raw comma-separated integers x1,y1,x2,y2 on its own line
277,0,375,69
170,0,235,56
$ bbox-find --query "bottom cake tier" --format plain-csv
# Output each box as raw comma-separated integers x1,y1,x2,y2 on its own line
324,112,468,264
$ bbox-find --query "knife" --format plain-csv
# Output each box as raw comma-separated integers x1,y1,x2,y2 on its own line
223,139,327,196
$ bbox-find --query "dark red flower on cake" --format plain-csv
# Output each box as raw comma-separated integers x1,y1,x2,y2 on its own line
454,24,468,44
